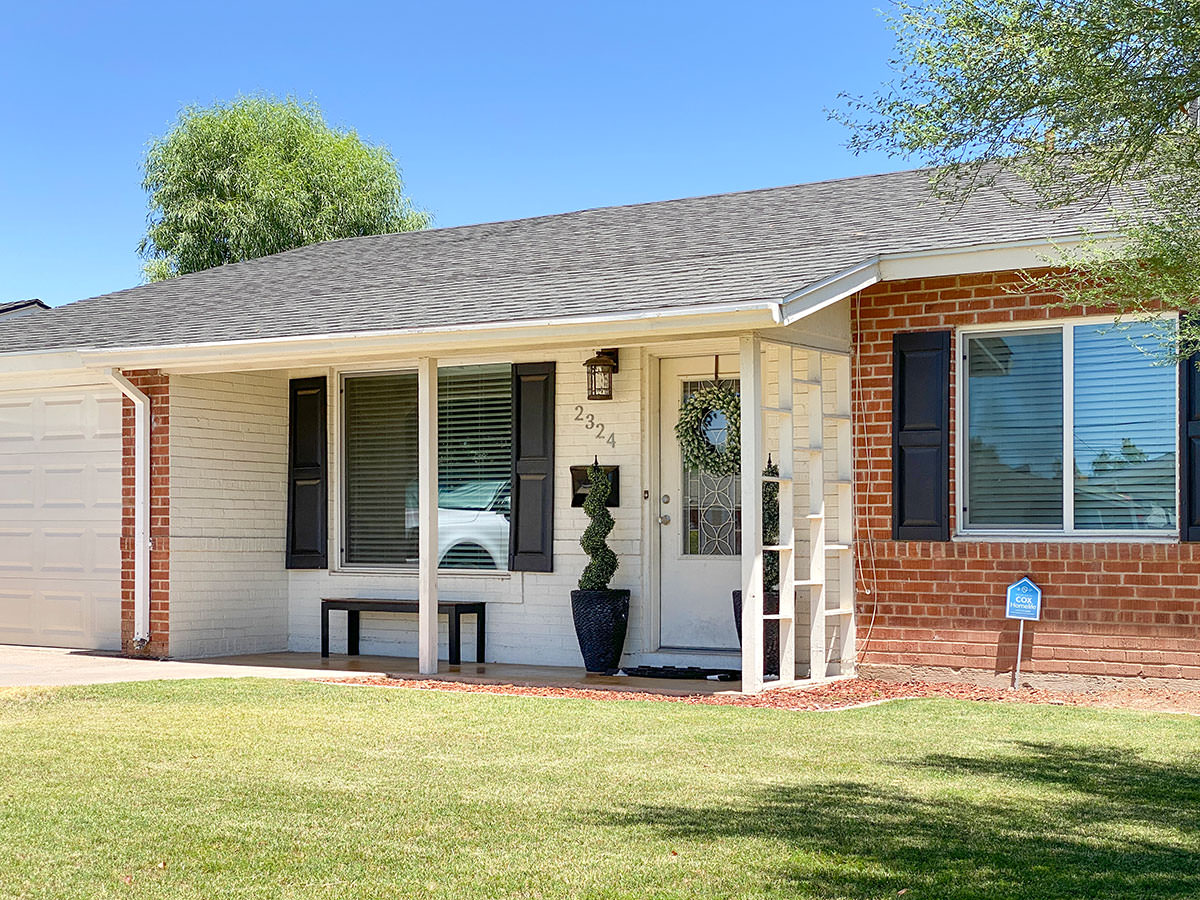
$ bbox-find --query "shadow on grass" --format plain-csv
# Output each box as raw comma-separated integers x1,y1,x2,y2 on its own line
606,741,1200,899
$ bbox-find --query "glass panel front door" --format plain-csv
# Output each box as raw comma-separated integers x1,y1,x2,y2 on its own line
680,378,742,556
658,360,742,651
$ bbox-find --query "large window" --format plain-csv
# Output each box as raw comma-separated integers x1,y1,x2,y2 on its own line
343,364,513,569
963,320,1176,533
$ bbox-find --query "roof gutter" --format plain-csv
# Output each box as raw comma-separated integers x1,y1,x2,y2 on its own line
99,368,150,649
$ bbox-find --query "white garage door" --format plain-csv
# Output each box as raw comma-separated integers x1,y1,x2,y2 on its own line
0,388,122,650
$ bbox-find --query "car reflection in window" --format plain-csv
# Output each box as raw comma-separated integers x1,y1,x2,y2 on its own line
405,479,511,569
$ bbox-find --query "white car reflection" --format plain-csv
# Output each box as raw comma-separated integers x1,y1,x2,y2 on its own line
405,479,511,569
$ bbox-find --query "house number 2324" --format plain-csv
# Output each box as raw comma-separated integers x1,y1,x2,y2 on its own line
574,405,617,448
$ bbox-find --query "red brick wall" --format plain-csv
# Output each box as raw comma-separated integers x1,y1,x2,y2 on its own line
120,370,169,657
853,271,1200,681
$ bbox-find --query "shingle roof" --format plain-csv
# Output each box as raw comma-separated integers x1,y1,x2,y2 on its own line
0,167,1121,355
0,299,48,318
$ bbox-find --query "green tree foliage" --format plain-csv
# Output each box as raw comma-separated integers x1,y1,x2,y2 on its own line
839,0,1200,358
139,96,429,281
1093,437,1150,474
579,462,619,591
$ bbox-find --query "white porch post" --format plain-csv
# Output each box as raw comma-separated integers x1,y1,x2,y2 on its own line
418,357,439,675
739,334,765,694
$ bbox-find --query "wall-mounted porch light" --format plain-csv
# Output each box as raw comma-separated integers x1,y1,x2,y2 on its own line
585,349,619,401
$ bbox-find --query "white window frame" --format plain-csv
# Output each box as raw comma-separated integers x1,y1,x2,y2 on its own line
335,364,515,575
956,314,1180,540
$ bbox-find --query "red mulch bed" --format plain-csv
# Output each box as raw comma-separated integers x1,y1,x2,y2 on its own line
317,675,1200,714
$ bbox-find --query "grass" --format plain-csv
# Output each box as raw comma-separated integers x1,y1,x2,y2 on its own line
0,680,1197,899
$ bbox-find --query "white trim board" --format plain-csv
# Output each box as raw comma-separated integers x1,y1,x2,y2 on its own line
71,305,784,374
779,235,1115,326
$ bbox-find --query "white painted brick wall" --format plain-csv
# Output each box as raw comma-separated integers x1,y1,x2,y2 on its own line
288,348,647,667
168,372,290,657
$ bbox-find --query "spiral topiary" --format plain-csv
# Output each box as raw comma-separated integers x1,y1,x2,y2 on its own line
579,458,619,591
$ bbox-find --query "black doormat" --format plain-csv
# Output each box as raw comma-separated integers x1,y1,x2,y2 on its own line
620,665,740,681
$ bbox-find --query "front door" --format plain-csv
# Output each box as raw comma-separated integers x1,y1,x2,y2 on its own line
657,356,741,650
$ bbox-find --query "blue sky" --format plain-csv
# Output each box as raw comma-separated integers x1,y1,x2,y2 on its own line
0,1,900,307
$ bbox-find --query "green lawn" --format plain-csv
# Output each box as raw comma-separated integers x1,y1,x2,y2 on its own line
0,680,1197,899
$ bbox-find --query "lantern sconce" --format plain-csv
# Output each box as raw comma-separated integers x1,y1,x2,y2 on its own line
584,349,619,401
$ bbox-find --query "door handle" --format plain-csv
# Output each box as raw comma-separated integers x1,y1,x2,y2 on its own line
657,513,671,525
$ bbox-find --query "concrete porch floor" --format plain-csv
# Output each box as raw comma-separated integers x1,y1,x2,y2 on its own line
0,645,741,694
198,651,744,696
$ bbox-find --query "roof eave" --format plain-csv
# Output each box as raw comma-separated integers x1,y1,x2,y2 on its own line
0,350,115,393
779,233,1118,325
0,233,1123,379
61,301,784,374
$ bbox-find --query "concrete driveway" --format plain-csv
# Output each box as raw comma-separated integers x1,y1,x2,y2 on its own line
0,645,380,688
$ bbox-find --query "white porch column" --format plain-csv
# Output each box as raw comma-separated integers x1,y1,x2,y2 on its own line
418,357,439,675
739,334,765,694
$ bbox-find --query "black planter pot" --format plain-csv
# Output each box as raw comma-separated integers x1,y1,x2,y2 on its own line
570,589,630,674
731,590,781,677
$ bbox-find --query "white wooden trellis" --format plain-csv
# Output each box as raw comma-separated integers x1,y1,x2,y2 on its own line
739,336,855,693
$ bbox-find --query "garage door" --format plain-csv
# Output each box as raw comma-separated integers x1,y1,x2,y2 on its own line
0,388,122,650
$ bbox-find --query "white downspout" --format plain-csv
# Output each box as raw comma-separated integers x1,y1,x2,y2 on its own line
100,368,151,648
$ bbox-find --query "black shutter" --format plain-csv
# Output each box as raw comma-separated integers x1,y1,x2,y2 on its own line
510,362,555,571
1180,351,1200,541
892,331,951,540
287,376,328,569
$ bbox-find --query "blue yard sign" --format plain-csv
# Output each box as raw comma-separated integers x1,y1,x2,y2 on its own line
1005,577,1042,689
1005,577,1042,621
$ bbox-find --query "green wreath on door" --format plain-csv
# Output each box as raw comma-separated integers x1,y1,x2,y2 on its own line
675,382,741,476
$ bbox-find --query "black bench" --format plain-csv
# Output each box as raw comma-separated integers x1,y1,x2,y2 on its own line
320,598,486,665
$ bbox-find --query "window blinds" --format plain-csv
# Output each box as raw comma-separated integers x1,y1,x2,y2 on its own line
1073,323,1176,530
438,365,513,500
966,331,1064,528
965,322,1176,532
343,365,514,568
344,373,418,566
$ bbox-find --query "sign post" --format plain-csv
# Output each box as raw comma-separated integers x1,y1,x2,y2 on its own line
1005,577,1042,689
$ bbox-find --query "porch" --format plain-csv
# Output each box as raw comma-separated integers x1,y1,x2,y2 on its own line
189,651,749,695
114,323,856,693
389,332,860,693
0,645,739,694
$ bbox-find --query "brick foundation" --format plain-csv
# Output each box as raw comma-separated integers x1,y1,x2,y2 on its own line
120,369,169,657
853,271,1200,681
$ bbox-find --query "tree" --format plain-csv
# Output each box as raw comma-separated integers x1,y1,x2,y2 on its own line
839,0,1200,358
139,96,429,281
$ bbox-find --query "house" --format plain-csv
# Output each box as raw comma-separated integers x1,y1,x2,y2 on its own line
2,167,1194,692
